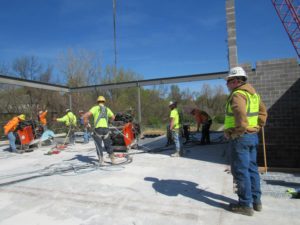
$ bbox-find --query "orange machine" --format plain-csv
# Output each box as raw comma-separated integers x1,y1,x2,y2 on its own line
123,123,135,147
110,112,140,151
17,126,34,145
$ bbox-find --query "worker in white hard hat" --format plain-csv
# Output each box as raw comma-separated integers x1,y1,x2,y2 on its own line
83,96,116,165
168,101,184,157
224,66,268,216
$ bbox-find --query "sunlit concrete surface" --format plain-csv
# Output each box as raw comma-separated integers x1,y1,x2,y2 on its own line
0,133,299,225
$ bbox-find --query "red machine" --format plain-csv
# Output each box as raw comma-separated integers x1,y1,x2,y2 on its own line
123,123,135,147
110,112,140,151
272,0,300,58
15,121,44,151
17,125,34,145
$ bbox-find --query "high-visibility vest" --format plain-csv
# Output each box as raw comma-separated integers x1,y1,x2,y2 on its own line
39,111,47,125
57,112,77,127
4,117,20,135
224,90,260,129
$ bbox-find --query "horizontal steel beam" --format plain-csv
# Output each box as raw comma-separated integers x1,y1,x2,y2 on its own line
0,74,69,92
1,71,228,93
71,71,228,92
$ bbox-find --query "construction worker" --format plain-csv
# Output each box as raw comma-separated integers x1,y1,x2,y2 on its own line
169,101,184,157
38,110,48,131
55,109,77,145
224,66,267,216
78,110,90,143
165,124,174,147
3,114,26,153
190,108,212,145
83,96,116,164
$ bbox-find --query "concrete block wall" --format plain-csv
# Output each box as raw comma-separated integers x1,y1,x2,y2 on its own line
242,58,300,168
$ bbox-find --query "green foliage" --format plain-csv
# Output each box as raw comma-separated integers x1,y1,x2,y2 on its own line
0,49,229,137
214,114,225,124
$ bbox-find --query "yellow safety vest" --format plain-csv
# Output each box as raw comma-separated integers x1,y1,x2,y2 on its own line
224,90,260,129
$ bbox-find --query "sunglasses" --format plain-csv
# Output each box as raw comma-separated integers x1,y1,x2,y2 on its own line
226,79,236,84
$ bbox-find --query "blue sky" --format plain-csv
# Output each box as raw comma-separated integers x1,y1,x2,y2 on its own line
0,0,297,85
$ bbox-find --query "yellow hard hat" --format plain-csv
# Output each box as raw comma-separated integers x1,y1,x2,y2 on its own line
18,114,26,120
97,96,106,102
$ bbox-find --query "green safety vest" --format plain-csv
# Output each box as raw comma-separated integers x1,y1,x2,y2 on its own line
224,90,260,129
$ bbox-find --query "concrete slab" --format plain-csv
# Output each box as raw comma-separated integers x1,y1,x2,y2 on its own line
0,135,299,225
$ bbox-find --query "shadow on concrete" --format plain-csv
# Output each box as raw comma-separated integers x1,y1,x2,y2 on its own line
65,154,98,164
2,147,11,152
144,177,234,210
139,134,230,165
264,179,300,188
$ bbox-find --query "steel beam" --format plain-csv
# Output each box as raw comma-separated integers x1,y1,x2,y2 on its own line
0,74,69,92
71,71,227,93
1,71,228,93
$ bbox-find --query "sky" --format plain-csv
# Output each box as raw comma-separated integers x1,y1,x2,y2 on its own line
0,0,298,89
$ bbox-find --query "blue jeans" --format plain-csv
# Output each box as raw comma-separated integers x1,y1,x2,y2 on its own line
83,129,90,143
172,130,183,153
230,133,261,207
7,132,17,152
67,127,75,145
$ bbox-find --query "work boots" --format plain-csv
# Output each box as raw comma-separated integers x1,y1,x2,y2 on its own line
253,203,262,212
229,203,254,216
98,157,104,166
171,151,180,157
109,153,116,165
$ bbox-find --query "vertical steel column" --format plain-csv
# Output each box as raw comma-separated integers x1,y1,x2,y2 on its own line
137,84,142,124
69,93,72,111
112,0,118,73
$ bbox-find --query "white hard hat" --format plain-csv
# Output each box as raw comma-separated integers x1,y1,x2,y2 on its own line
169,101,176,106
226,67,248,80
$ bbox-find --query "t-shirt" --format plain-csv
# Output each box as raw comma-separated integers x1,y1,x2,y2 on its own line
89,104,114,128
170,108,181,129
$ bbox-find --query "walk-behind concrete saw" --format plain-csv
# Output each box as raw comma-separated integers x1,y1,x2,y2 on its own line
109,112,140,152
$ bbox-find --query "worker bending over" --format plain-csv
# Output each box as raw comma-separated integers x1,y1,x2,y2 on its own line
55,109,77,145
190,108,212,145
3,114,26,153
83,96,116,165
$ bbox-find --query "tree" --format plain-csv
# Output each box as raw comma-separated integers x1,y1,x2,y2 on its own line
12,56,42,80
169,84,182,103
0,61,10,75
58,48,102,88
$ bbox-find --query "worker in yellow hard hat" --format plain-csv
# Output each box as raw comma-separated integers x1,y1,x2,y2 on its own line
83,96,116,165
3,114,26,153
